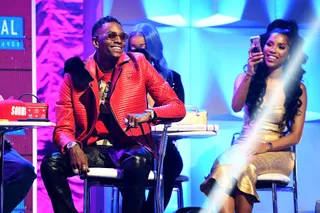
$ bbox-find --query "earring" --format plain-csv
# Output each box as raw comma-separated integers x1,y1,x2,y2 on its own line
287,55,290,60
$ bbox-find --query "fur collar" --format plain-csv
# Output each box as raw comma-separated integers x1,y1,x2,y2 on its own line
63,53,132,90
63,56,94,90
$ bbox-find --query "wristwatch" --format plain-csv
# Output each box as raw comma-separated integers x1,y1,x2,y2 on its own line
267,142,273,150
144,109,155,121
66,141,79,151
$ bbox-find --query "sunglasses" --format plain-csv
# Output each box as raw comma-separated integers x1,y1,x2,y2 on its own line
100,31,129,41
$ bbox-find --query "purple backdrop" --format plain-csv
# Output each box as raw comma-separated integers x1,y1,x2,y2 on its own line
36,0,84,212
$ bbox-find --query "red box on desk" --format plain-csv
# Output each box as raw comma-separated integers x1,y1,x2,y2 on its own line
26,102,48,119
0,99,28,121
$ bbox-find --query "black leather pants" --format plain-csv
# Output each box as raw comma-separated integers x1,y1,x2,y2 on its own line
40,144,153,213
142,140,183,212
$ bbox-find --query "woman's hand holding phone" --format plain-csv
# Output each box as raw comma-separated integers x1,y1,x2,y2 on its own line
247,36,264,76
250,36,262,53
247,47,264,76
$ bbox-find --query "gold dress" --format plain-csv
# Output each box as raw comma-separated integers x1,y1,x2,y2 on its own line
200,80,295,202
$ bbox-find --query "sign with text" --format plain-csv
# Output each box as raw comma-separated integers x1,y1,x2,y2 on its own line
0,16,25,50
0,0,31,69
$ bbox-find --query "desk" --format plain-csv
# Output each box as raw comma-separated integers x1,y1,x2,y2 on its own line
0,121,55,213
152,125,218,212
153,131,217,141
152,123,218,140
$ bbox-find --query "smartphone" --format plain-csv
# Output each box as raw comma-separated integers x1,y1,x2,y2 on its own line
250,36,262,53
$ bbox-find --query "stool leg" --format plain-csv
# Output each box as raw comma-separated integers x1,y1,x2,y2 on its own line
111,187,115,213
83,179,90,213
116,187,120,213
293,184,298,213
177,183,184,209
111,187,120,213
272,183,278,213
154,184,157,213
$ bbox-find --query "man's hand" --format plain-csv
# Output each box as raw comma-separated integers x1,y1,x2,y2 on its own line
69,145,89,174
124,112,152,128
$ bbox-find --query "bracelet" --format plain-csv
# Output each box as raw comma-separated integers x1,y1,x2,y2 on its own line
144,109,155,122
66,141,79,152
267,142,273,150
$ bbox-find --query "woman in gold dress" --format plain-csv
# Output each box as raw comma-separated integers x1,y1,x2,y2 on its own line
200,19,308,213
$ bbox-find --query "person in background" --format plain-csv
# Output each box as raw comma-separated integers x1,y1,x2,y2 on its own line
200,19,307,213
1,95,37,213
128,23,185,212
40,16,185,213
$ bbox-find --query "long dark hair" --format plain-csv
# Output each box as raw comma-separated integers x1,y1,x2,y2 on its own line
246,19,307,133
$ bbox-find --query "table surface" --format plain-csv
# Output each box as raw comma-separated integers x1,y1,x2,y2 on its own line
152,124,218,140
166,131,216,136
152,131,217,139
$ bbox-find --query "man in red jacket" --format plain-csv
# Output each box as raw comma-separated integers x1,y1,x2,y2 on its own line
40,15,186,213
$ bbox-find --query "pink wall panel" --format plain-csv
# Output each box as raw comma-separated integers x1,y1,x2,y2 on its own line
0,0,32,70
36,0,84,212
1,0,33,211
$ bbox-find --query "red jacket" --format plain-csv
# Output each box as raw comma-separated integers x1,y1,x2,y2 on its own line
53,52,186,154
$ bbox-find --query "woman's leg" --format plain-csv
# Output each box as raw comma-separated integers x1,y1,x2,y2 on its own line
201,178,236,213
234,190,254,213
219,194,235,213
